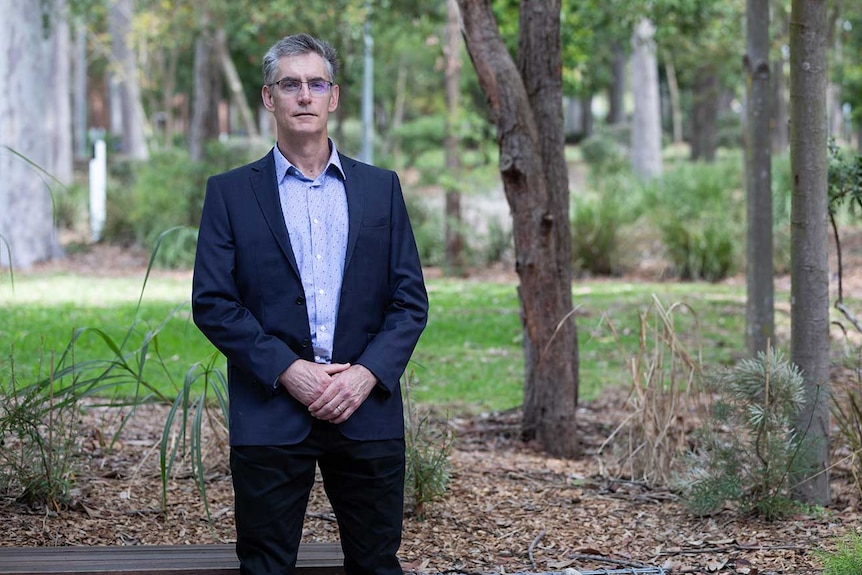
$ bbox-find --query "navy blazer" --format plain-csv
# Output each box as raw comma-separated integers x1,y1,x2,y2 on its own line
192,150,428,446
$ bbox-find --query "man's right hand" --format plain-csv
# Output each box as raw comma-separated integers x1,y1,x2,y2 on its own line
278,359,350,407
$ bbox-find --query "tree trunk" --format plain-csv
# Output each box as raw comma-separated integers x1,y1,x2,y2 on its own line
50,0,73,186
772,55,789,154
630,18,663,178
215,28,258,140
690,64,719,162
73,18,88,162
663,49,684,145
607,42,626,125
580,94,594,139
443,0,466,278
789,0,830,506
772,2,790,154
189,20,221,163
109,0,148,160
0,0,62,268
457,0,580,458
744,0,774,356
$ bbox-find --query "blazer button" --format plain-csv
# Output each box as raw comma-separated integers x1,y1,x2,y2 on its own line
301,338,310,348
296,296,305,305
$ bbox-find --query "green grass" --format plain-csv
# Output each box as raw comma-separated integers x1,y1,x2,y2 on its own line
0,271,793,415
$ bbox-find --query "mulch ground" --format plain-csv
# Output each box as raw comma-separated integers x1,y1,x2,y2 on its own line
3,242,862,574
0,388,859,575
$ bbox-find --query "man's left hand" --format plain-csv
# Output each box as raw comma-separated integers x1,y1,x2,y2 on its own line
308,364,377,423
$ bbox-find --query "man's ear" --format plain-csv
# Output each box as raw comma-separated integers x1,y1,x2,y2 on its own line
328,84,339,113
262,85,275,111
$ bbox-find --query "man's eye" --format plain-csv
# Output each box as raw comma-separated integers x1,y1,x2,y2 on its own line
309,81,326,91
282,80,301,90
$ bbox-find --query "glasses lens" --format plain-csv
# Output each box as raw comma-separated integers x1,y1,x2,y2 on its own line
309,81,330,95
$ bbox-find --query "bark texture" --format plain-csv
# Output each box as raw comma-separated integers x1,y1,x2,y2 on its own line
744,0,774,356
630,18,663,178
690,64,719,162
457,0,580,458
444,0,466,278
109,0,148,160
0,0,62,268
789,0,830,506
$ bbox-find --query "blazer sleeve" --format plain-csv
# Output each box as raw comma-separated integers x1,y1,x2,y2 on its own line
191,173,299,387
352,172,428,395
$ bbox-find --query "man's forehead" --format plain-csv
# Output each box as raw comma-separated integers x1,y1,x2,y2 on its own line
278,53,328,76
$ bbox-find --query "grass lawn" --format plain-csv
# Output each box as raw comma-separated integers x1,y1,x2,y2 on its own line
0,270,782,413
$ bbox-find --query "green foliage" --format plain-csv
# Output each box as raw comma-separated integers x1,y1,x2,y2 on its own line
827,140,862,217
680,348,813,520
405,195,445,268
579,130,628,178
645,157,744,281
571,186,628,276
831,350,862,498
102,143,257,267
0,354,80,508
771,153,793,275
403,372,452,520
817,530,862,575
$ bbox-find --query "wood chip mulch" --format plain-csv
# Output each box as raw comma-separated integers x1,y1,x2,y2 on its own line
0,389,858,575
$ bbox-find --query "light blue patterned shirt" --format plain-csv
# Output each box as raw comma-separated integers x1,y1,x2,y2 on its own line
274,141,348,364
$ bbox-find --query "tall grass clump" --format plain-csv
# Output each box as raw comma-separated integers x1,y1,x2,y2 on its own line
679,348,814,520
602,296,705,486
402,371,453,520
0,351,81,509
645,157,744,281
817,530,862,575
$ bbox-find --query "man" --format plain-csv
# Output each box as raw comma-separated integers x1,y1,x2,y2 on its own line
192,33,428,575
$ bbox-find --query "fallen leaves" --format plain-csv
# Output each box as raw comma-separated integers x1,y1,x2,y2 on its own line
0,392,856,575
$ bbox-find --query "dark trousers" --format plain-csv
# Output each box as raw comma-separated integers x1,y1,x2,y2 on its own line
230,419,406,575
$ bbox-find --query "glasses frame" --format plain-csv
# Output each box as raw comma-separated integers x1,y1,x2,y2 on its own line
268,77,334,97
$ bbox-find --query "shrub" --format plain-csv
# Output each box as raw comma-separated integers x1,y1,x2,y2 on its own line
645,157,744,281
403,372,452,520
579,130,628,179
571,173,642,277
102,141,260,267
0,351,81,509
679,348,814,520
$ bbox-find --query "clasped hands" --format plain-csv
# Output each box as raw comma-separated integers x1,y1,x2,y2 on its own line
278,359,377,424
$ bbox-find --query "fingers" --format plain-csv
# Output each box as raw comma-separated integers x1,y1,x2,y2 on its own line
307,365,376,422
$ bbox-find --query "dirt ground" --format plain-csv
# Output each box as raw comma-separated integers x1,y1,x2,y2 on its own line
2,242,862,574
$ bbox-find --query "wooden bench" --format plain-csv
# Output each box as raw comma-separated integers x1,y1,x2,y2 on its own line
0,543,344,575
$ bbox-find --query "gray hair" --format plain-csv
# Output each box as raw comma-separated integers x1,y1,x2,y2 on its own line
262,33,339,85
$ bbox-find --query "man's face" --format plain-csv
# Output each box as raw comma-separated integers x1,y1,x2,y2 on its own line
262,52,339,139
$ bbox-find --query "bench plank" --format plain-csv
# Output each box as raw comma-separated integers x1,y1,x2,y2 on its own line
0,543,344,575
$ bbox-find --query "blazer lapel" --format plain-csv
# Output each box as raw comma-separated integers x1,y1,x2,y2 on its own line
340,153,365,272
249,151,301,278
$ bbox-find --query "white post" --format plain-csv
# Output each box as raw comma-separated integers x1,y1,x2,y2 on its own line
89,139,107,242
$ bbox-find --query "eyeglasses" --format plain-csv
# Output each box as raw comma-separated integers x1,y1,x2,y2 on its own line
269,78,333,97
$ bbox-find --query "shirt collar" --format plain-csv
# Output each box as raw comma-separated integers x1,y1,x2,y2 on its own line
273,139,345,182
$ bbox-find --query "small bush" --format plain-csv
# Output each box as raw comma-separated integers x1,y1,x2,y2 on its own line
403,372,452,520
0,352,82,509
579,130,628,178
571,194,623,276
679,348,813,520
102,141,259,267
645,158,744,281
